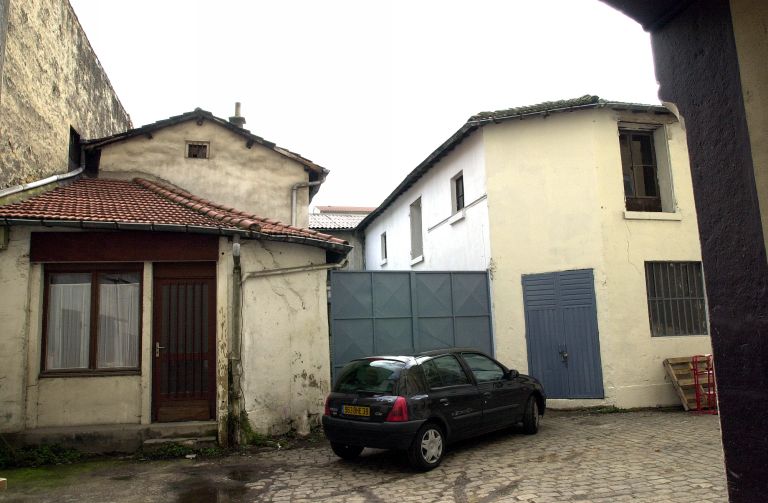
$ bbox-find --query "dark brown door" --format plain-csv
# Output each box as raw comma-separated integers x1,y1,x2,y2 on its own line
152,262,216,422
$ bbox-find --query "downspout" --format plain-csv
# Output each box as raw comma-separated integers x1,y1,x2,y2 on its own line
229,236,243,446
291,180,323,227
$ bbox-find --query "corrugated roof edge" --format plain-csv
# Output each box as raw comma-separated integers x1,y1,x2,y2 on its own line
82,108,328,176
357,95,671,231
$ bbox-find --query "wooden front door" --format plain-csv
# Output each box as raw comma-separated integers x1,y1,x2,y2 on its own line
152,263,216,422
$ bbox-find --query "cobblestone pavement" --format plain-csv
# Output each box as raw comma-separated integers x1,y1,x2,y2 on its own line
0,410,727,503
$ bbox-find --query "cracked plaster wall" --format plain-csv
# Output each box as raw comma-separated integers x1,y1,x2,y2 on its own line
0,0,131,188
98,121,312,228
483,108,712,408
236,239,331,435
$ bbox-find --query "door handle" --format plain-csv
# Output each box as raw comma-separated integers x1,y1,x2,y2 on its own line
482,391,492,398
439,398,450,406
155,342,166,358
559,350,568,362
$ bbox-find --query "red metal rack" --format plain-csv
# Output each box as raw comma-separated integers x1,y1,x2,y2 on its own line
691,354,718,414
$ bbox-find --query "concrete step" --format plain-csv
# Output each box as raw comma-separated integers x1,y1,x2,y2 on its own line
144,421,218,440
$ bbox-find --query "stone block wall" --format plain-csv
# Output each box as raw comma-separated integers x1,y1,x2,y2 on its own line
0,0,131,188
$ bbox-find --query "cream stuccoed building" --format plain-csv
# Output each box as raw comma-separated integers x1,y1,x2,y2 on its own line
356,95,712,409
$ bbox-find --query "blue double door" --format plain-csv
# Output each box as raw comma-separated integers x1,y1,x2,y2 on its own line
522,269,604,399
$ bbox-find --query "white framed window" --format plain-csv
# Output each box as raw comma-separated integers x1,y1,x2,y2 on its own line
451,172,465,213
618,124,675,213
409,197,423,260
380,232,388,265
186,141,210,159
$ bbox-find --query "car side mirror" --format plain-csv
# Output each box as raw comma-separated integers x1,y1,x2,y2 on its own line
506,369,519,379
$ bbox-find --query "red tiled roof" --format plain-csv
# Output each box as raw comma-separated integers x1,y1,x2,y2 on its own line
315,206,376,213
0,178,349,252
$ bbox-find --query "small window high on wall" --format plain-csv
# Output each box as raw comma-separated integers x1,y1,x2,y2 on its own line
186,141,209,159
380,232,388,264
618,125,675,213
645,261,708,336
410,197,423,261
68,127,81,170
452,172,465,213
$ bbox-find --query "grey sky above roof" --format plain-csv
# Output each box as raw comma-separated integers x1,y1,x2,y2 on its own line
69,0,659,208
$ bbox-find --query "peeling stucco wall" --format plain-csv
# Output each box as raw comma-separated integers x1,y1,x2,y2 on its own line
483,108,712,409
236,239,331,435
0,0,131,188
97,121,313,228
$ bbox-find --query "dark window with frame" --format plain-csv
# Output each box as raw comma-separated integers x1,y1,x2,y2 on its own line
380,232,387,261
186,142,209,159
645,261,708,336
619,130,661,212
409,197,423,260
43,264,142,374
421,355,470,388
462,353,505,383
453,174,465,212
68,127,81,170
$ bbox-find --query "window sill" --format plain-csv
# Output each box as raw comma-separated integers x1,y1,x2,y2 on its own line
380,258,388,266
623,210,682,221
448,209,466,225
40,369,141,378
410,255,424,266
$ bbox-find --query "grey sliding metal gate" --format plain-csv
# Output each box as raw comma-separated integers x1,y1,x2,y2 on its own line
330,271,493,379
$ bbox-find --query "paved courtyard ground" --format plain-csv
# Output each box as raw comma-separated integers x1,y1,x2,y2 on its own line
0,409,727,502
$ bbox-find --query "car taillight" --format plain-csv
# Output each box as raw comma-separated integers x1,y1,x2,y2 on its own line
324,396,331,416
385,396,409,422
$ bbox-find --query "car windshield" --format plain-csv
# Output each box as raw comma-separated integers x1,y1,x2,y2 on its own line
334,359,405,394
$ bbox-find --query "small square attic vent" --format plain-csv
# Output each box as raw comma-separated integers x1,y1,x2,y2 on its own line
186,141,209,159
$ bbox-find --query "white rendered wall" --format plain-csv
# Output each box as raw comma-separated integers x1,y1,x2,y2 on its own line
364,131,491,271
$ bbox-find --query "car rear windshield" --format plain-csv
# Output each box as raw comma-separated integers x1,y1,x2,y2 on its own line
334,359,405,395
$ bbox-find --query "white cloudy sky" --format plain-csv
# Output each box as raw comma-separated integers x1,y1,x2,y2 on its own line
69,0,659,208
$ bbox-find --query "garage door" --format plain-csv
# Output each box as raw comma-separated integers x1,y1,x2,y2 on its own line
330,271,493,379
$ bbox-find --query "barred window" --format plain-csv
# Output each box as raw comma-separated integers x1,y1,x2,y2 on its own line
645,262,708,336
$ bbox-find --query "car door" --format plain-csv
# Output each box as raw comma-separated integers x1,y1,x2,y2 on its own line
420,355,483,441
460,352,527,430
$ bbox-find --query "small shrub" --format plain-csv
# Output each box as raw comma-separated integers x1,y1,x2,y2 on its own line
0,443,83,469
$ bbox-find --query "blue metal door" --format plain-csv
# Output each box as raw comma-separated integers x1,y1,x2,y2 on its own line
522,269,604,398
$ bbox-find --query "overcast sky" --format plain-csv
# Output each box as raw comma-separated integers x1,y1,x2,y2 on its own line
69,0,659,208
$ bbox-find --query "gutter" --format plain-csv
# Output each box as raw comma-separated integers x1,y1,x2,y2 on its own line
241,258,348,281
291,180,324,227
0,167,84,199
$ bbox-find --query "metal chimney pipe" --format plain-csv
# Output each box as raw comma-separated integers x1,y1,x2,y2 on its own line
229,102,246,128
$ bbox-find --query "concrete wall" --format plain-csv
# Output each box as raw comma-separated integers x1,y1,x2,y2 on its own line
97,120,312,228
237,239,331,435
484,108,712,408
0,0,131,189
731,0,768,258
364,131,491,271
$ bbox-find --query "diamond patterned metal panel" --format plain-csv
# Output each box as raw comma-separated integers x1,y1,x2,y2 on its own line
452,273,490,316
415,273,452,317
416,318,454,352
454,316,492,353
374,318,414,355
333,319,374,363
372,273,412,318
331,272,372,319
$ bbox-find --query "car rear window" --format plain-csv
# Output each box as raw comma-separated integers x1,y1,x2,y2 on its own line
334,359,405,394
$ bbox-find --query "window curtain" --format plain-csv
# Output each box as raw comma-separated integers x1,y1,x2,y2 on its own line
46,273,91,369
97,272,140,368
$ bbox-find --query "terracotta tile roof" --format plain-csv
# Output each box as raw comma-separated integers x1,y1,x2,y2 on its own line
0,178,350,253
315,206,377,213
310,211,371,230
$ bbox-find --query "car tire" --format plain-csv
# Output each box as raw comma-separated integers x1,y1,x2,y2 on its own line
330,442,364,460
522,395,541,435
407,422,445,471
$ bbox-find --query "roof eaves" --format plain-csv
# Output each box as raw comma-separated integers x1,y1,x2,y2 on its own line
357,122,478,231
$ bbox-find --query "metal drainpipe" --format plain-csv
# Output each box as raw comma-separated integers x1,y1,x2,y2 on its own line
291,180,323,227
230,236,243,446
0,167,84,199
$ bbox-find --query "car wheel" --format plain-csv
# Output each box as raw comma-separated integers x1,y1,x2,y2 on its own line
330,442,364,460
522,395,541,434
407,422,445,471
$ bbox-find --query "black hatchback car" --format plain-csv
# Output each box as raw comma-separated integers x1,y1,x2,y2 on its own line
322,348,545,471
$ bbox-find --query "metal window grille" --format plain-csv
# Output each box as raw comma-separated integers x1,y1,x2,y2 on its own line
187,142,209,159
645,261,708,336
